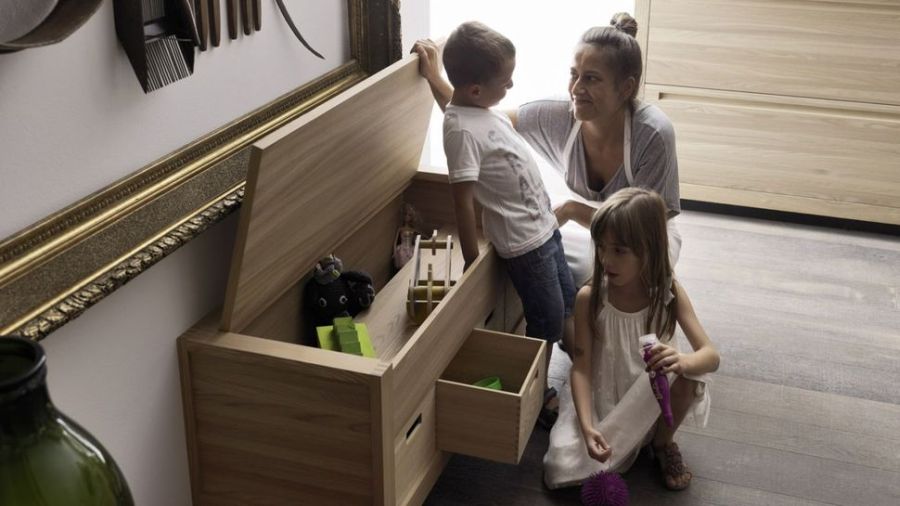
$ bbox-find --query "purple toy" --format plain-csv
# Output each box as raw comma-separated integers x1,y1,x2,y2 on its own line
580,471,629,506
640,334,674,428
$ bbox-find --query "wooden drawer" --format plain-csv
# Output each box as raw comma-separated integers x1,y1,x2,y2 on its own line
645,0,900,106
645,85,900,225
436,329,546,464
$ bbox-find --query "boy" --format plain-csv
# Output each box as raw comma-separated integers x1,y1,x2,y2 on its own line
437,22,576,385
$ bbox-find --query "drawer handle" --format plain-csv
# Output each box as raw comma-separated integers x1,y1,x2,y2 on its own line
484,310,495,326
406,413,423,441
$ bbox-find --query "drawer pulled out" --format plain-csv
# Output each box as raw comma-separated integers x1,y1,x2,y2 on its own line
436,329,546,464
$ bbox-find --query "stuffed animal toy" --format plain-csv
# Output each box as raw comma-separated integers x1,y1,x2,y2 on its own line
304,254,375,327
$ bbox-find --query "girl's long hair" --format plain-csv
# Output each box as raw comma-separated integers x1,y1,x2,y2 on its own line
589,187,677,339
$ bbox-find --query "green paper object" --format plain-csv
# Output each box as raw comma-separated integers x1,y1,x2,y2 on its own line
316,322,375,357
473,376,502,390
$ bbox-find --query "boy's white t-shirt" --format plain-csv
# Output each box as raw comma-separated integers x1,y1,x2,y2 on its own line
443,104,557,259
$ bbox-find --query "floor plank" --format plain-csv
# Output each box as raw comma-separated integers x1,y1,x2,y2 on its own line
679,432,900,505
709,375,900,443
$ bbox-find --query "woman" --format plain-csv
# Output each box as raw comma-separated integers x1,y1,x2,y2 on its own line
413,12,682,288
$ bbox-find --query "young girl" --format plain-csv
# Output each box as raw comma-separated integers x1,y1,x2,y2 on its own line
543,187,720,491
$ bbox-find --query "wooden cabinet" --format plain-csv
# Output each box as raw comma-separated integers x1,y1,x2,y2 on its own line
177,55,542,506
637,0,900,224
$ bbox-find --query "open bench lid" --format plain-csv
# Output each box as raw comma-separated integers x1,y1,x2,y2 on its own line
221,54,435,332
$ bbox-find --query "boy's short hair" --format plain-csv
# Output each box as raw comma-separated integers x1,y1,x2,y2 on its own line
443,21,515,88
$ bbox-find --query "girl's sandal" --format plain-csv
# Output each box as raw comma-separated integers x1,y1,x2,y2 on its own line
653,442,693,491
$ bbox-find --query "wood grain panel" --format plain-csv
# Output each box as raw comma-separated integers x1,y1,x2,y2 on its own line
681,183,900,225
401,452,449,506
393,388,442,505
645,85,900,224
371,356,395,505
242,195,403,343
223,54,433,332
436,381,522,463
645,0,900,105
177,332,202,506
355,253,419,360
403,172,458,230
178,320,393,505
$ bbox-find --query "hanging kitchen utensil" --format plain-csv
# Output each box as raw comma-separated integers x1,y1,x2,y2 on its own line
114,0,201,93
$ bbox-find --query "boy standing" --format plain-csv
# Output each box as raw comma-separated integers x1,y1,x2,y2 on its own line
438,22,576,358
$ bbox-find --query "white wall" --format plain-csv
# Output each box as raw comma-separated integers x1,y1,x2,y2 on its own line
1,2,429,505
0,0,349,238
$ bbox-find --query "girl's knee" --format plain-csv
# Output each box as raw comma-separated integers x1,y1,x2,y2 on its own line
671,377,701,399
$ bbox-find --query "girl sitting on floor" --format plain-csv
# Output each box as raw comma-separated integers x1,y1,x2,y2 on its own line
543,187,720,491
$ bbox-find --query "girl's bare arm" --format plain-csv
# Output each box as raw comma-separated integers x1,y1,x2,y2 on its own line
570,287,595,433
650,281,720,375
570,286,612,461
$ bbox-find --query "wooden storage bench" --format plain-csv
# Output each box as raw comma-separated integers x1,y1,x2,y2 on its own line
177,54,544,506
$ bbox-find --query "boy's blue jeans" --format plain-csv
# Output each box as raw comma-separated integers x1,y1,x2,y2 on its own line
503,230,576,344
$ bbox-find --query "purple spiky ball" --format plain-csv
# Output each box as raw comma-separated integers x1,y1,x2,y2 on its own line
580,471,629,506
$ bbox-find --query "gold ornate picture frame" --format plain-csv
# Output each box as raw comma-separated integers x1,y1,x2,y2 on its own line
0,0,402,340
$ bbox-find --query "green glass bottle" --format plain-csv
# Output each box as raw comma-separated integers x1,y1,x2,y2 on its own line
0,337,134,505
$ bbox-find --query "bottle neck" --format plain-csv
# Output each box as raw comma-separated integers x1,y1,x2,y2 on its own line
1,379,55,438
1,337,56,439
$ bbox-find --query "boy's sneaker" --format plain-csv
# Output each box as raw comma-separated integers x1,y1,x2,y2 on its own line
538,387,559,430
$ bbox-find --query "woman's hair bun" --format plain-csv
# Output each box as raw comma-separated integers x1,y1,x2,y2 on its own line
609,12,638,38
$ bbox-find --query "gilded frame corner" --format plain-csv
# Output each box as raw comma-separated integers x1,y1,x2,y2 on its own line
0,0,403,340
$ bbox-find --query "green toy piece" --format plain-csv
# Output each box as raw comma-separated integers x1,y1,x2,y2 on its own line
316,319,375,357
473,376,502,390
333,316,360,354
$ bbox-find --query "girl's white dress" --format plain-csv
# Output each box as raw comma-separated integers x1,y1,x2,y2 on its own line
543,287,711,489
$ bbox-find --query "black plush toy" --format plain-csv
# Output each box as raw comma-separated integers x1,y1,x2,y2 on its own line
304,254,375,327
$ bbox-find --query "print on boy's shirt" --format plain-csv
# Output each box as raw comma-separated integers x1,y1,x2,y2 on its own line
508,153,543,219
487,129,552,220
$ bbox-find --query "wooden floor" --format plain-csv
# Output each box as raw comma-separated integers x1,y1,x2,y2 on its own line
425,210,900,506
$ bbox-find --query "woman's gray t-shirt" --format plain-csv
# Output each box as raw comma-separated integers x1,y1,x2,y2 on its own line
516,98,680,216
